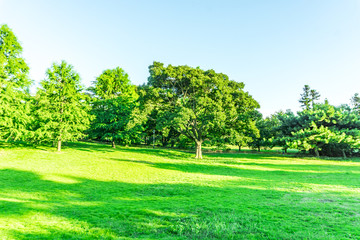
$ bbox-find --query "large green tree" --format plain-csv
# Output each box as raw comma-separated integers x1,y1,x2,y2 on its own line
33,61,91,151
89,67,139,148
147,62,259,158
0,24,32,141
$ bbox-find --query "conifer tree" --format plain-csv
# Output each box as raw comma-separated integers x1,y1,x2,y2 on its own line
299,85,311,110
33,61,91,151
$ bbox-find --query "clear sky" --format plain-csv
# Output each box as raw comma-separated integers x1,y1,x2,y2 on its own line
1,0,360,116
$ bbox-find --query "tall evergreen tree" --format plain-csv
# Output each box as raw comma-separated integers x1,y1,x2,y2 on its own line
351,93,360,114
0,24,32,141
299,85,311,110
310,89,320,108
33,61,91,151
299,85,321,110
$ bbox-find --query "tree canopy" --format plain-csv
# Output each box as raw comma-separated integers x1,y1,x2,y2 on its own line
0,24,31,141
146,62,259,158
33,61,91,151
89,67,139,148
2,24,360,159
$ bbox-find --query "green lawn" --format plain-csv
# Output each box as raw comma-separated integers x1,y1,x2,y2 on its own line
0,142,359,239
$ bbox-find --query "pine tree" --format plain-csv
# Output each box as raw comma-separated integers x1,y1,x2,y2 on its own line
351,93,360,114
33,61,91,151
310,89,320,108
299,85,320,110
299,85,311,110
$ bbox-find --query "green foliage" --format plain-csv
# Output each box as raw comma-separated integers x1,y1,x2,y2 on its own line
146,62,259,158
89,67,140,147
32,61,91,150
299,85,320,110
274,103,360,157
0,24,32,141
351,93,360,114
248,113,279,151
90,67,135,99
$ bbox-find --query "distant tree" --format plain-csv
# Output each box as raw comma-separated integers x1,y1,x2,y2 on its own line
351,93,360,114
147,62,259,158
286,104,360,157
89,67,138,148
299,85,311,110
222,109,260,151
299,85,320,110
273,110,298,153
310,89,320,108
248,113,279,152
33,61,91,151
0,24,32,141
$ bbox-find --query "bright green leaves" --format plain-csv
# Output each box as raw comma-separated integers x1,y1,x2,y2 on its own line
276,104,360,157
146,61,259,158
33,61,91,150
0,24,30,88
89,67,139,147
92,67,136,100
0,24,31,141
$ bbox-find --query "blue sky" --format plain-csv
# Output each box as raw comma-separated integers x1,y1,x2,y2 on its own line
1,0,360,116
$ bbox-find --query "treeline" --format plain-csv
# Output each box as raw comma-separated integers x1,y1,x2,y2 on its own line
1,24,360,158
250,85,360,158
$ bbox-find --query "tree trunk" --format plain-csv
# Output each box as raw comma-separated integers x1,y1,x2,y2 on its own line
238,145,241,152
57,140,61,152
112,140,116,148
342,149,347,159
195,141,202,159
257,146,260,152
314,148,320,158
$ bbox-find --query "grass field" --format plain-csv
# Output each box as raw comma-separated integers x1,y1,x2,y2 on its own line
0,142,359,239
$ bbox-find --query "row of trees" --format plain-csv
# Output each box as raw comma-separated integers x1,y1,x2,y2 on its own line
0,25,260,158
250,85,360,157
1,24,360,158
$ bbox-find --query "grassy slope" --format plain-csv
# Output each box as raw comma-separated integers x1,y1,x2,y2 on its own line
0,142,359,239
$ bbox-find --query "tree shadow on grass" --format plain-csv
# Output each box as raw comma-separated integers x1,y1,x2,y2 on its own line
68,142,194,160
1,168,359,239
110,157,360,189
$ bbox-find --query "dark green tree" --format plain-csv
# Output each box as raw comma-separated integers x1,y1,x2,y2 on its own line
299,85,320,110
286,104,360,157
273,110,298,153
0,24,32,141
33,61,91,151
248,113,279,152
299,85,311,110
351,93,360,114
147,62,259,158
89,67,138,148
310,89,320,108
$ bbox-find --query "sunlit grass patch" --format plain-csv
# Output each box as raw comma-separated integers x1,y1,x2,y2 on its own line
0,141,359,239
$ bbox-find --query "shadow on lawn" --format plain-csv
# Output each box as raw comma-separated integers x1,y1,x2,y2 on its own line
1,168,359,239
110,157,360,189
67,141,296,161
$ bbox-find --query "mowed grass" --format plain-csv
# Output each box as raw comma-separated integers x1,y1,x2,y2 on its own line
0,142,359,239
